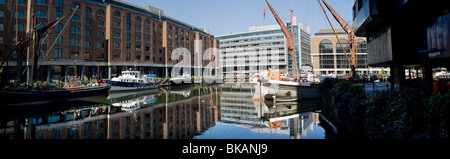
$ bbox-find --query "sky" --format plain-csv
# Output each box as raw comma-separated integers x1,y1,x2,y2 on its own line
124,0,355,36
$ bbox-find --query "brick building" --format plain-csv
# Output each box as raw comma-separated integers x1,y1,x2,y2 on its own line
0,0,219,83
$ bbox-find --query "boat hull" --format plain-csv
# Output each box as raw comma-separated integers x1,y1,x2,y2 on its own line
0,86,111,107
254,83,321,102
109,81,160,93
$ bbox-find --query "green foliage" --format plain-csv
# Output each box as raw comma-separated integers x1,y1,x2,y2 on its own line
423,91,450,138
320,79,450,139
54,81,66,87
364,89,424,139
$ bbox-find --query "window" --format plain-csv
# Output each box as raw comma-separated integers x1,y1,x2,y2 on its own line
0,10,4,17
85,41,91,47
97,31,104,38
86,7,92,14
136,17,141,22
136,35,141,41
136,54,141,60
336,39,350,53
0,0,5,4
55,37,62,46
71,51,79,58
126,33,131,41
0,23,3,31
114,22,120,28
85,18,91,25
55,23,62,33
14,24,24,31
56,0,63,8
145,46,150,52
15,0,25,5
85,52,92,59
356,39,367,53
319,39,333,53
114,32,120,38
97,20,104,27
14,11,25,18
126,43,131,51
56,11,63,19
71,26,80,34
114,11,121,18
97,10,105,16
136,45,141,51
97,42,104,48
71,39,80,46
114,43,120,49
136,26,141,32
126,13,131,21
72,14,80,22
39,50,45,57
145,28,150,34
169,26,172,31
145,38,150,43
126,23,131,31
72,27,80,34
55,49,62,59
113,54,120,59
85,29,91,36
36,10,46,18
145,19,150,25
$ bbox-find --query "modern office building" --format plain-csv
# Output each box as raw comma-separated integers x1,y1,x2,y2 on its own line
0,0,218,84
216,16,310,76
311,29,389,76
352,0,450,92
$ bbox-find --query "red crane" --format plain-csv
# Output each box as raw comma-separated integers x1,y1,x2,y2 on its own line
265,0,297,80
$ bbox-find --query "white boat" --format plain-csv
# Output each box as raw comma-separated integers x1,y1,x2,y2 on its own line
109,71,160,92
253,78,321,102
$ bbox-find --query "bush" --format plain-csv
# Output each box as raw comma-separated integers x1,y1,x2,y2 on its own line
321,80,366,138
423,91,450,138
364,89,424,139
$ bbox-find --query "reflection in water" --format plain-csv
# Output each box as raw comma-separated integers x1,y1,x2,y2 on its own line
0,84,324,139
197,84,324,139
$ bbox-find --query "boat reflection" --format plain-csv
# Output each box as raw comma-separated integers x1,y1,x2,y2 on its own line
0,84,324,139
216,84,323,139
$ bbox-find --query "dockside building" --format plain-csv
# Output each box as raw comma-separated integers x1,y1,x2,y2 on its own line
216,16,310,77
0,0,219,83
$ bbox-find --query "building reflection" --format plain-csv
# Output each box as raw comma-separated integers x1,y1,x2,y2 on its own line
220,83,322,139
0,85,221,139
0,84,323,139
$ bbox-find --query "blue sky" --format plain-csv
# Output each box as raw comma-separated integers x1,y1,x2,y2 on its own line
125,0,355,36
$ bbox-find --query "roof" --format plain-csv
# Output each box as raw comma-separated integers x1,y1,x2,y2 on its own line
314,29,347,36
86,0,211,36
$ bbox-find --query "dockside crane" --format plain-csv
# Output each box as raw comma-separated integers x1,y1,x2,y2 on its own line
265,0,297,80
318,0,357,76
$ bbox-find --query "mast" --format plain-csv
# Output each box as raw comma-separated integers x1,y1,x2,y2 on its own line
321,0,356,69
318,0,357,76
265,0,296,79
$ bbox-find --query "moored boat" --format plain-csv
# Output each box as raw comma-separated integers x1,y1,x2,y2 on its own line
109,71,160,93
0,85,111,107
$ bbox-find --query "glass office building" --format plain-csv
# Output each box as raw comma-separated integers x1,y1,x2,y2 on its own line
216,16,311,76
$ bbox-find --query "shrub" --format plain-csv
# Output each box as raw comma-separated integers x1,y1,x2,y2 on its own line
364,89,424,139
423,91,450,138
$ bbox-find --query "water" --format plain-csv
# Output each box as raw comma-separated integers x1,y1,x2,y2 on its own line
0,84,324,139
